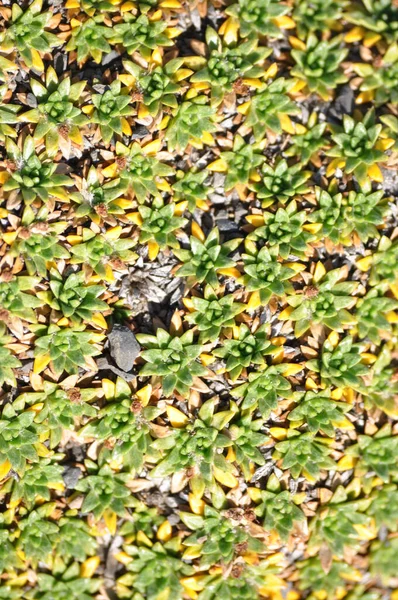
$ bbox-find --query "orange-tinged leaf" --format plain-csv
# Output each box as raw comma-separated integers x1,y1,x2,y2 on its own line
166,406,189,427
247,291,262,310
213,467,238,488
80,556,100,578
289,36,306,51
2,231,18,245
273,15,296,28
157,520,172,542
136,530,153,546
136,384,152,407
200,353,215,366
114,551,133,565
269,427,288,440
33,354,51,374
148,241,160,261
189,493,205,515
356,255,373,271
344,26,365,42
101,163,118,178
217,267,241,278
0,460,11,480
191,221,205,241
246,214,265,226
313,261,327,282
91,313,108,329
102,378,116,399
207,158,228,172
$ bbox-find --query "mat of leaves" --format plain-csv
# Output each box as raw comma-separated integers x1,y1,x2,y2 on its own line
0,0,398,599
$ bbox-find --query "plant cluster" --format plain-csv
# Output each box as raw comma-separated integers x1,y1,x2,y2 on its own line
0,0,397,599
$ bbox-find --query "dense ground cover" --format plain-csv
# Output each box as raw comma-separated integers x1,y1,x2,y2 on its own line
0,0,398,598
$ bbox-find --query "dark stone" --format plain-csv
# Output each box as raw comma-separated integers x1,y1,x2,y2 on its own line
328,85,354,122
108,324,140,372
217,218,239,233
62,466,81,489
132,125,150,139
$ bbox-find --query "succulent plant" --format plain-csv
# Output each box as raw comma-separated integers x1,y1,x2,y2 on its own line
174,228,241,288
0,0,61,72
137,328,208,397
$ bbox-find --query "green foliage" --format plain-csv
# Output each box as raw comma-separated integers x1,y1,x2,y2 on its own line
309,187,387,244
309,493,370,556
240,244,295,305
8,459,64,508
117,141,174,203
274,431,336,479
3,136,74,203
172,169,213,212
219,134,264,191
346,0,398,42
165,98,217,153
10,229,70,277
0,399,40,474
70,166,126,219
352,431,398,482
358,44,398,104
191,28,271,104
17,507,60,562
197,559,279,600
20,69,88,155
298,557,359,596
293,0,348,35
355,290,398,342
0,1,61,71
91,79,133,144
370,538,398,583
137,328,207,397
0,275,41,322
231,364,293,418
228,412,268,478
245,78,300,141
27,565,102,600
125,59,183,115
212,323,278,381
327,110,386,183
226,0,291,38
38,269,108,323
151,398,235,505
76,463,133,518
174,228,241,288
288,389,351,436
248,200,315,259
184,285,245,342
138,199,187,250
255,474,304,540
65,16,114,64
367,486,398,532
111,14,173,59
369,237,398,287
0,323,21,387
55,518,98,562
307,336,369,392
285,121,327,164
251,159,311,206
283,268,357,336
69,229,137,278
181,505,263,568
33,324,101,375
80,377,163,471
119,542,193,600
291,34,348,98
18,381,97,448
